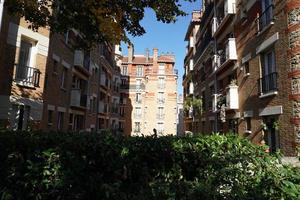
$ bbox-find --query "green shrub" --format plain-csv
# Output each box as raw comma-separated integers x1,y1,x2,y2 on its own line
0,132,300,199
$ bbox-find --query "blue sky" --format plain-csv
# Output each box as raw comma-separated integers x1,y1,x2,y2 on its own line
121,0,201,95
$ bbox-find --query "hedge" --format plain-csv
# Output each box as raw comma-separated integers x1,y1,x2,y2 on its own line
0,132,300,199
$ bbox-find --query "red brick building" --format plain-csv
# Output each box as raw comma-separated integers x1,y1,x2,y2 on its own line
184,0,300,155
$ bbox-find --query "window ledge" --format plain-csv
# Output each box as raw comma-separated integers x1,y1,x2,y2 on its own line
257,22,274,37
259,91,278,98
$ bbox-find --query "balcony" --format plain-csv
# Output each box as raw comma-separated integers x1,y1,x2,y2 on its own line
157,114,165,120
74,50,90,72
15,65,41,87
188,83,194,95
214,38,237,72
213,0,236,36
258,72,278,95
194,33,213,64
226,85,239,109
70,89,87,108
189,59,194,71
157,98,165,104
256,4,274,32
157,84,166,90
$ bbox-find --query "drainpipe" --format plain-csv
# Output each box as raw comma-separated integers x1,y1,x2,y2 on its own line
0,0,5,33
213,0,218,133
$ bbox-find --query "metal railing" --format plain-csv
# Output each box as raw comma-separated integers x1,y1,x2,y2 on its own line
157,98,165,104
157,84,166,89
15,65,41,87
257,4,274,31
259,72,278,94
194,32,213,63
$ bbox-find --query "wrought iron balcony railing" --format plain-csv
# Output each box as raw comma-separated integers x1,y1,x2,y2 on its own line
15,65,41,87
258,72,278,94
257,4,274,32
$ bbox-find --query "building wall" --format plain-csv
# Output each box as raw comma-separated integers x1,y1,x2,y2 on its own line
0,10,49,130
185,0,300,155
122,48,178,136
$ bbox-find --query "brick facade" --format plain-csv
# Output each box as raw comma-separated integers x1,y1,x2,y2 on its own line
184,0,300,155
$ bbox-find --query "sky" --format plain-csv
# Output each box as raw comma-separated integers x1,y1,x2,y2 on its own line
121,0,202,95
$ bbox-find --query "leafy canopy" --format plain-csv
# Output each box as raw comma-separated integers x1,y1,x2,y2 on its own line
5,0,195,47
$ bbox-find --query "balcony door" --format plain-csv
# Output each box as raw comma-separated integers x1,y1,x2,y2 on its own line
261,0,273,28
261,49,276,93
17,39,33,81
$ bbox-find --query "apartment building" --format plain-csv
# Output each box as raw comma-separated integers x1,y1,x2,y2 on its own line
0,5,123,133
121,46,178,136
41,32,123,133
184,0,300,155
183,11,201,132
0,6,50,131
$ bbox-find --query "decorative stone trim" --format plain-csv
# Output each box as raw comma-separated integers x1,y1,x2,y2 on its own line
290,53,300,72
294,101,300,118
288,7,300,26
289,29,300,49
291,77,300,94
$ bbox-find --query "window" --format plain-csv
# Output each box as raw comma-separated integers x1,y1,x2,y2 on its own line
158,63,165,74
260,0,273,30
260,49,277,93
16,39,35,84
134,122,141,133
64,31,69,44
244,61,250,75
136,93,142,103
135,107,142,119
228,119,238,134
61,67,68,89
202,91,206,111
53,59,58,73
122,65,128,75
158,92,164,103
69,114,74,130
158,77,165,89
157,122,164,133
210,120,215,133
136,65,143,77
136,79,142,90
157,107,164,119
47,110,53,125
245,117,251,132
57,112,64,130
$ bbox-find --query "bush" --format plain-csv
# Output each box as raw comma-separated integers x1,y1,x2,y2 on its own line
0,132,300,199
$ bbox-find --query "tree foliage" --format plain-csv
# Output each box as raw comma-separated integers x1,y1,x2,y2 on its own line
4,0,195,47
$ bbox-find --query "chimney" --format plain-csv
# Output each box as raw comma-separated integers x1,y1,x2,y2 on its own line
153,48,158,63
128,45,134,63
145,48,150,62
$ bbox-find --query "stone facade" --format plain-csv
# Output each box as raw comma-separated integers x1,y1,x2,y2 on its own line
122,47,178,136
